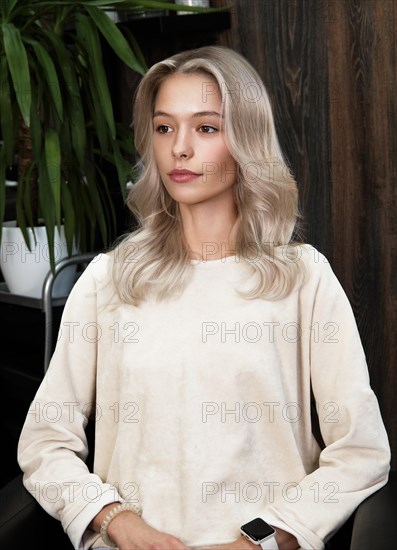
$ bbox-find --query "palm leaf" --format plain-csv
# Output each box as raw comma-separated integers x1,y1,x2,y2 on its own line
120,27,148,73
84,5,146,75
111,139,130,198
20,161,37,231
44,128,61,228
45,32,87,166
0,0,19,20
83,159,109,247
15,162,36,251
28,39,63,122
29,85,42,162
38,153,57,268
0,147,5,245
0,57,15,164
2,23,31,126
61,180,75,256
75,12,116,139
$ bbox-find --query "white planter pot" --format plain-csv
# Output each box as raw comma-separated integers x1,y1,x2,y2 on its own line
0,221,77,298
177,0,210,15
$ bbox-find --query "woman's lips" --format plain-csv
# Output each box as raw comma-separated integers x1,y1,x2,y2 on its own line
168,169,201,183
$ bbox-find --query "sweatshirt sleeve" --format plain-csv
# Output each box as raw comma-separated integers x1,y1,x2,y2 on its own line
17,255,123,549
265,249,391,549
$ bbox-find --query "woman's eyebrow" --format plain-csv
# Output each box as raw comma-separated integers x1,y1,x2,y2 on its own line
192,111,222,118
153,110,222,118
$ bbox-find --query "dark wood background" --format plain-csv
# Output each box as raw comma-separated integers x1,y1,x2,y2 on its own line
212,0,396,468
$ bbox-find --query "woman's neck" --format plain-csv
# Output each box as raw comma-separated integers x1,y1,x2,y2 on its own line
179,200,239,261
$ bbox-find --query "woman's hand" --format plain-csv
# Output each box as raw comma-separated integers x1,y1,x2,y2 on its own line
91,504,190,550
92,505,298,550
274,527,300,549
198,535,254,550
199,527,299,550
108,511,191,550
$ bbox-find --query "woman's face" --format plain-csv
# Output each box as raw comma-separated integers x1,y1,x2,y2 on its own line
152,72,237,208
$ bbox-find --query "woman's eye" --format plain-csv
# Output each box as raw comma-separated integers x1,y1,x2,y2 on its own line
156,125,171,134
199,125,217,134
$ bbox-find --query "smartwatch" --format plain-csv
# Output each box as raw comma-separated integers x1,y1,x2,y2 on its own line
240,518,278,550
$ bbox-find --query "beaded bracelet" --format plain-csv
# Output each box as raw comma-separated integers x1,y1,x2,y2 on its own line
100,502,142,547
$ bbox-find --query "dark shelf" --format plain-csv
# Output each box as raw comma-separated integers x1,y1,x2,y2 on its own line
119,11,231,36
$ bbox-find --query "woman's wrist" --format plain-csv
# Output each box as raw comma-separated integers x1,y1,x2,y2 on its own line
103,503,143,547
90,501,143,533
90,502,122,533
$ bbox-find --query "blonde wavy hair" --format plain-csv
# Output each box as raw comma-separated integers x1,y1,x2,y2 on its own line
112,45,303,305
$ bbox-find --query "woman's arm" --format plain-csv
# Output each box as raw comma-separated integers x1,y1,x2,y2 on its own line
90,503,190,550
17,256,125,549
263,250,390,549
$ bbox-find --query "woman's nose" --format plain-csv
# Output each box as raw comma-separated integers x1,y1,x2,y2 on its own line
171,130,193,159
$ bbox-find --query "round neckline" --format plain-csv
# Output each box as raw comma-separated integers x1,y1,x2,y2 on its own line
189,254,238,266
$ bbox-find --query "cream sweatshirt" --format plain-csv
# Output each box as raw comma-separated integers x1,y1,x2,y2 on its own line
17,245,390,549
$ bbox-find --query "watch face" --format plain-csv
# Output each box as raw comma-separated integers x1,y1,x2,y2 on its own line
241,518,275,542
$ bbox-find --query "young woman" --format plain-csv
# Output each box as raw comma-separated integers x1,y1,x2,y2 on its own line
18,46,390,550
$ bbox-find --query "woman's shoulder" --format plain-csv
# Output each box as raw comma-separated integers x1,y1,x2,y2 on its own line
76,250,113,286
294,243,330,269
293,243,344,294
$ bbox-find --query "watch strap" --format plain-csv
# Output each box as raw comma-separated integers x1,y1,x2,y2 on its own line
260,536,279,550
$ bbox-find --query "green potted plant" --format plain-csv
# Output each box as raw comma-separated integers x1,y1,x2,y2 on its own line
0,0,211,297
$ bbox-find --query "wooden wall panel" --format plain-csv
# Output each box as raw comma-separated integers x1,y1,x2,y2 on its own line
215,0,397,468
216,0,334,249
327,0,397,467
